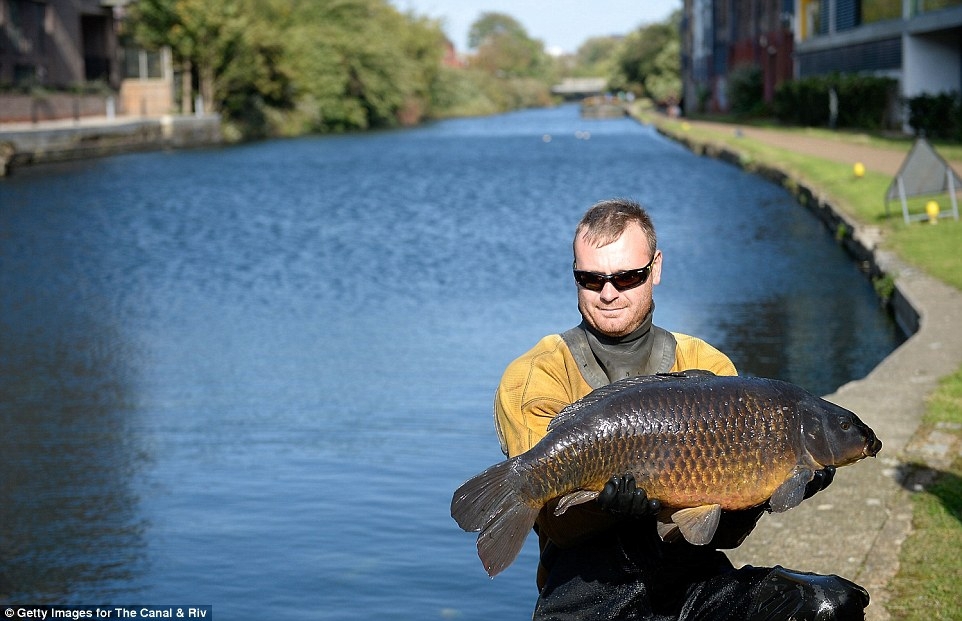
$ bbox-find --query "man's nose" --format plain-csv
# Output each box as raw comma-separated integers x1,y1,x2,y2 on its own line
599,282,620,300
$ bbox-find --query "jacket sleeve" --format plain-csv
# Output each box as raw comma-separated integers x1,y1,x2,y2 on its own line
493,336,615,548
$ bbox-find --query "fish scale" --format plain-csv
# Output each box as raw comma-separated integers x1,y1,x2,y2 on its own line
451,371,881,577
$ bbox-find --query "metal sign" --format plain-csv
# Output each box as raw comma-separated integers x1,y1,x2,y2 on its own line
885,138,961,224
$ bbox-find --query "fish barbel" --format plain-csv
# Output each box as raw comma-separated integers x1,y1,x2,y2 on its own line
451,371,881,577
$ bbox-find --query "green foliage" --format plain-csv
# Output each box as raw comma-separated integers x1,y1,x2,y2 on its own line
468,12,553,81
131,0,254,114
129,0,449,137
727,64,766,117
429,67,502,118
123,1,677,137
468,12,529,50
573,37,621,77
772,77,829,126
871,273,895,302
773,74,897,129
907,91,962,141
609,12,682,104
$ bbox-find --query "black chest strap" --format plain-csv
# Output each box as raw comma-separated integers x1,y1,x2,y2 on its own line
561,324,677,390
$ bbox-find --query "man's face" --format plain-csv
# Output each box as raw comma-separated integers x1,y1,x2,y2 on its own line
574,223,662,338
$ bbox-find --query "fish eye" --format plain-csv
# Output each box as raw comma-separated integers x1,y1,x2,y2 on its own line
840,421,851,431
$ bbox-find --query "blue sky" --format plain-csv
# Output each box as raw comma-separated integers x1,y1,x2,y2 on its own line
391,0,682,55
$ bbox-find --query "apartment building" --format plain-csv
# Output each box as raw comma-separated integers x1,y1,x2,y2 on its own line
682,0,962,125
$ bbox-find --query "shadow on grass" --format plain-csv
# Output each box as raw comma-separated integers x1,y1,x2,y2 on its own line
897,461,962,526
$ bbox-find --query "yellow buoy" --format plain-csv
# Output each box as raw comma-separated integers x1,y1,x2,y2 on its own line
853,162,865,178
926,200,940,224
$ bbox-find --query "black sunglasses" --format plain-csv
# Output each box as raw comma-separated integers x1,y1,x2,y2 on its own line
573,255,656,292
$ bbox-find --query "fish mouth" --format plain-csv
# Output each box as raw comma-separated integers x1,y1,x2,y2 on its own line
864,436,883,457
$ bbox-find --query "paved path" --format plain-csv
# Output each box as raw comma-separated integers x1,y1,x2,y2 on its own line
676,119,962,620
686,121,915,177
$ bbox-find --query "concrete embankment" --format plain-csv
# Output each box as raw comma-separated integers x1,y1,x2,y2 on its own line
652,118,962,621
0,114,222,176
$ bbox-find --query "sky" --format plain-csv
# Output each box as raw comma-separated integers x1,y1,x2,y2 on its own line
390,0,682,56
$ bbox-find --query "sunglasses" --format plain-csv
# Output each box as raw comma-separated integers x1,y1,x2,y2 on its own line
573,255,656,292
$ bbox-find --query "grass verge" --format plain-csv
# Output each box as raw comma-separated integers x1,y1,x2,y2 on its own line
634,107,962,620
887,368,962,621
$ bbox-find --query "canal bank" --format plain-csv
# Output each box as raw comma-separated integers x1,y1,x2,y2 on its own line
0,114,222,176
649,115,962,620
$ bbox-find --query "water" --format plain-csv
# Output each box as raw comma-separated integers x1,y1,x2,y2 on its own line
0,105,902,619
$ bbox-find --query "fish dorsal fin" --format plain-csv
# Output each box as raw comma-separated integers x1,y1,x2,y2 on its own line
547,370,718,433
553,490,600,516
769,467,814,513
670,504,722,545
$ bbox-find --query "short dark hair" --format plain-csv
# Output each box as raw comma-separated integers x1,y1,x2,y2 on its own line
574,198,657,256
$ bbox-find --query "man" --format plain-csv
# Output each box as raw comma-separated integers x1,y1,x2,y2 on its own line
493,199,869,620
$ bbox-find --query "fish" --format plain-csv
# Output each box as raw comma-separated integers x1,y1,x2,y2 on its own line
451,370,882,577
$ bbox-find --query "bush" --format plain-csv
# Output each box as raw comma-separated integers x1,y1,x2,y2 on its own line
727,64,767,117
773,75,831,126
773,73,897,129
907,91,962,141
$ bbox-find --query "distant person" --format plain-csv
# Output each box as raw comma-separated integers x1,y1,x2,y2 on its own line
493,198,870,620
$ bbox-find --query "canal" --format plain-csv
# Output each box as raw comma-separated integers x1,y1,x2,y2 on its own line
0,104,902,619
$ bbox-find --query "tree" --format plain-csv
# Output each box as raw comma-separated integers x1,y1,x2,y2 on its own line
467,12,550,79
468,12,530,50
280,0,445,131
574,36,622,77
130,0,252,114
129,0,448,134
610,11,682,104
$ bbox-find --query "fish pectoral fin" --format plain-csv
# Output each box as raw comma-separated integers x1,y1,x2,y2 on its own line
670,504,722,545
554,490,600,516
769,467,813,513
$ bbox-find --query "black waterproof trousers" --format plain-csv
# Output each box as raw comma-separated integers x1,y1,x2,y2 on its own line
533,526,869,621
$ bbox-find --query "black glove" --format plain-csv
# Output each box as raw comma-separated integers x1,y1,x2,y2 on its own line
803,466,836,500
597,473,661,517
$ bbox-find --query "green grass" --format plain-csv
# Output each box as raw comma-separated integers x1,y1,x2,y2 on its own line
638,108,962,620
888,220,962,290
886,368,962,621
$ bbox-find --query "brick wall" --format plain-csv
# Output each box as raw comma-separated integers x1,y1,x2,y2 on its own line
119,79,174,117
0,94,108,123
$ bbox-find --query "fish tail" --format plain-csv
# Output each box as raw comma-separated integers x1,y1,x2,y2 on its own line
451,459,540,577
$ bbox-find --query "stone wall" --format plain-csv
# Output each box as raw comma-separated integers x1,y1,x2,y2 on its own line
0,115,222,176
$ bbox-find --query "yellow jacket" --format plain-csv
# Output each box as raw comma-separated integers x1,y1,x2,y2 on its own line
494,331,737,459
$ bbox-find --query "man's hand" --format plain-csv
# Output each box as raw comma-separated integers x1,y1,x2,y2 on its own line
803,466,836,500
597,473,661,517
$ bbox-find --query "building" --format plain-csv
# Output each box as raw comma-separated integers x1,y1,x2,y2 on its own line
683,0,796,114
795,0,962,107
1,0,118,88
682,0,962,127
0,0,173,122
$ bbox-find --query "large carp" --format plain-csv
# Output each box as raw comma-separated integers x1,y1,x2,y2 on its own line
451,371,881,577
